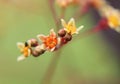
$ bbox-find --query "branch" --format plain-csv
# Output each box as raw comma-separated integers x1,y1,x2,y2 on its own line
48,0,59,31
41,49,62,84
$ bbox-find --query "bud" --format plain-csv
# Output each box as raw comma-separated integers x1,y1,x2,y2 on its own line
28,39,38,47
32,44,46,57
58,29,66,37
32,50,40,57
61,38,68,44
32,49,45,57
64,33,72,41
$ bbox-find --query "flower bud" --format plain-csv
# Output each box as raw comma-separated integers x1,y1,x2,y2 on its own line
64,33,72,41
61,38,68,44
58,29,66,37
32,44,46,57
28,39,38,47
32,49,45,57
32,50,40,57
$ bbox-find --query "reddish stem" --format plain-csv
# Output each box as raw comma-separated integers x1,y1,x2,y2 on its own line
48,0,59,30
74,18,109,40
41,49,62,84
60,7,66,19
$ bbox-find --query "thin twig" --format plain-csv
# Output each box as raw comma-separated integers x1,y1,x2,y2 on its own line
41,49,62,84
48,0,59,31
60,7,66,19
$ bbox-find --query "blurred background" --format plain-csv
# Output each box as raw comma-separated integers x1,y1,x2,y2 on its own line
0,0,119,84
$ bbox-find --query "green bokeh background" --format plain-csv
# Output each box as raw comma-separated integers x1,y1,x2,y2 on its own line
0,0,119,84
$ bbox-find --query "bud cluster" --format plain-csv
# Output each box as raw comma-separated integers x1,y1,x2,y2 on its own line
58,29,72,44
16,18,83,61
